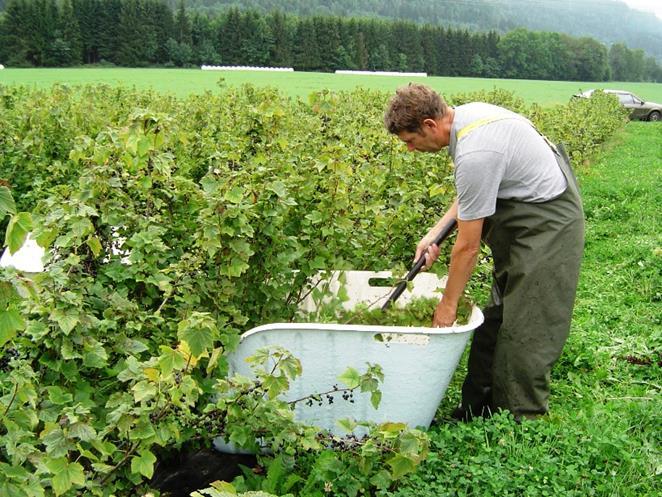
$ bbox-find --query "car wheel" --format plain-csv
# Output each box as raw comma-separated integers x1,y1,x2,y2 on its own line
649,111,661,122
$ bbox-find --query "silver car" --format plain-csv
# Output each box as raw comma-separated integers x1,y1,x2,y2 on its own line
574,89,662,121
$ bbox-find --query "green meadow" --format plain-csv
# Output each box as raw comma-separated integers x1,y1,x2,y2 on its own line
2,67,662,104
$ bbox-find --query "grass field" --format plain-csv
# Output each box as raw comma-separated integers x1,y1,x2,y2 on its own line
2,67,662,105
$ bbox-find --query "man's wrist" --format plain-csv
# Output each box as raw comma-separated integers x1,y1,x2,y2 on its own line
440,295,459,309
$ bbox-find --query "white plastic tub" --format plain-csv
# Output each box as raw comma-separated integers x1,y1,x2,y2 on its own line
0,234,45,273
214,270,483,452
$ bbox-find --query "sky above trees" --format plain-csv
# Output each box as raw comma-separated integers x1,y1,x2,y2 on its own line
619,0,662,19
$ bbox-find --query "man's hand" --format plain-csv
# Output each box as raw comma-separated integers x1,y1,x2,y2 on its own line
433,298,457,327
415,199,458,271
415,239,441,271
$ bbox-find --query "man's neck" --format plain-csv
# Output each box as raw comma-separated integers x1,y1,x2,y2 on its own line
439,107,455,147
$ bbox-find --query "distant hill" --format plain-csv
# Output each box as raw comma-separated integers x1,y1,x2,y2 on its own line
170,0,662,61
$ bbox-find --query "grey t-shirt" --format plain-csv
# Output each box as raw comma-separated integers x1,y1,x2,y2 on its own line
448,103,567,221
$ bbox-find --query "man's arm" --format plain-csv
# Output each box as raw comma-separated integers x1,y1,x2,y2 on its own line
433,217,483,327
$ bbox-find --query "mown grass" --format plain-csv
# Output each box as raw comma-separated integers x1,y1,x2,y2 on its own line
2,67,662,105
387,122,661,497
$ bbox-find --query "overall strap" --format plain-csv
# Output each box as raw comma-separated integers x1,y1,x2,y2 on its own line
456,115,514,141
457,114,559,156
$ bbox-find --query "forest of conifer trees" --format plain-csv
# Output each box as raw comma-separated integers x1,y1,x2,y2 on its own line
1,0,660,82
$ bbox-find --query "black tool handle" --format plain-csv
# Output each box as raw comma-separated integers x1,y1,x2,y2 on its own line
381,218,457,310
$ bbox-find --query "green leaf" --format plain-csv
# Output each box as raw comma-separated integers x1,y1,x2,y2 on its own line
0,308,25,347
336,418,357,433
41,427,72,458
379,422,407,434
210,480,237,493
131,449,157,479
46,386,73,405
228,426,252,448
305,210,323,224
263,455,285,493
118,356,143,382
126,134,138,155
5,212,32,254
86,236,102,257
279,356,302,380
267,180,287,198
386,453,417,479
262,375,289,399
83,339,109,368
68,422,97,442
158,345,186,376
370,390,382,409
118,336,149,355
50,308,79,335
398,432,422,456
224,186,244,204
369,469,392,490
45,458,85,496
0,481,28,497
137,136,151,157
201,176,219,194
337,367,360,389
0,186,16,218
206,346,223,375
178,315,216,357
132,380,157,403
220,257,249,277
138,176,152,189
130,419,156,441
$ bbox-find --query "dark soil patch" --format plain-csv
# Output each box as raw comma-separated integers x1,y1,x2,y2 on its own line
151,447,257,497
623,354,661,367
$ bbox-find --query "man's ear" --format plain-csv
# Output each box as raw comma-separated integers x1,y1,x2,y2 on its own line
421,118,438,130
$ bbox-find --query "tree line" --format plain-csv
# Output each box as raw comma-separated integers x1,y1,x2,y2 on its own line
0,0,660,82
171,0,662,64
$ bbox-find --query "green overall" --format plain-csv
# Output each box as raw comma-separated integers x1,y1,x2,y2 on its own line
457,123,585,418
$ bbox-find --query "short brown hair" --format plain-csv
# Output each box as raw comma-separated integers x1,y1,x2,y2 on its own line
384,84,448,134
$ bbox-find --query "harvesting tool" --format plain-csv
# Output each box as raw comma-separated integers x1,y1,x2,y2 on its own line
381,218,457,310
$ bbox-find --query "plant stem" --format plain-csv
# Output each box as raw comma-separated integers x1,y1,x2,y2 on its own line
288,386,355,406
1,383,19,418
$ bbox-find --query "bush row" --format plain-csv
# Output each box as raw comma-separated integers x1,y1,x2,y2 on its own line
0,84,628,496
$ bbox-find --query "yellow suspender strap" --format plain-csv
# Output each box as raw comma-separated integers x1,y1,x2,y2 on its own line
456,114,559,154
456,115,514,141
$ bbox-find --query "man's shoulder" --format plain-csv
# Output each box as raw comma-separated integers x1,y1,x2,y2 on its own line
455,102,511,116
452,102,519,135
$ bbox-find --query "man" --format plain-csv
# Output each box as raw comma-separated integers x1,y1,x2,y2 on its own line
384,84,584,420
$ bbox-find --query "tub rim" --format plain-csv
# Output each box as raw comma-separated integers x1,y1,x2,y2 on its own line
240,307,484,340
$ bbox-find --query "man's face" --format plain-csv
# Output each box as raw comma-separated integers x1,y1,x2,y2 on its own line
396,119,444,152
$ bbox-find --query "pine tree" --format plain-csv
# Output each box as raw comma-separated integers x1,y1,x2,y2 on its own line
144,0,174,63
0,0,31,65
292,17,320,71
191,12,220,65
353,29,369,70
238,10,271,65
267,10,292,67
218,6,242,65
98,0,122,64
57,0,82,65
117,0,156,66
313,16,342,71
419,26,438,75
174,0,192,45
72,0,99,64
